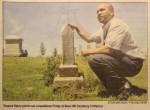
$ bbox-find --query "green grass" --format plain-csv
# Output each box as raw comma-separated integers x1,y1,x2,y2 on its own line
3,56,148,101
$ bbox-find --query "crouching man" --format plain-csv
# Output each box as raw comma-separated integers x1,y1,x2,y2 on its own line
68,3,145,100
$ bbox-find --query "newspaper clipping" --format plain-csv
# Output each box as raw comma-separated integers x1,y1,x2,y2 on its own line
0,0,149,110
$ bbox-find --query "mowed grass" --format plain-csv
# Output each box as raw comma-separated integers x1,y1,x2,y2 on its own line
3,56,148,101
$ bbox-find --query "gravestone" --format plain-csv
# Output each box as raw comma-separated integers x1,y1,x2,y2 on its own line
4,35,24,57
54,24,83,82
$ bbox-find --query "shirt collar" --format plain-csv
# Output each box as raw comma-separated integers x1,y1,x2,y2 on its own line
102,17,114,30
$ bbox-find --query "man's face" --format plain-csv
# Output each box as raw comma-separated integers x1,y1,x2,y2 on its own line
96,4,113,24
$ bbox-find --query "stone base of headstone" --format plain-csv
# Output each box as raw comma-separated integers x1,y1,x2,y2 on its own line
54,75,83,82
54,64,83,82
59,64,78,77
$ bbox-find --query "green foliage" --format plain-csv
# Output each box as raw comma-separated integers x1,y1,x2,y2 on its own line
43,56,61,86
3,57,47,101
3,56,147,101
76,56,103,90
40,42,46,56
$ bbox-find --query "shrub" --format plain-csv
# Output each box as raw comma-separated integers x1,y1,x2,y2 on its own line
43,56,61,86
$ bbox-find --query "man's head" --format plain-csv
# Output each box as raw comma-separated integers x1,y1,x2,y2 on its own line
96,3,114,24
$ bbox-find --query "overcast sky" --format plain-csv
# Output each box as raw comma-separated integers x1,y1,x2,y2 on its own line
3,2,147,56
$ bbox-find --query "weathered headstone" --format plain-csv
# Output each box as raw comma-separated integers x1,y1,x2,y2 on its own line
4,35,24,57
54,24,83,82
62,24,75,65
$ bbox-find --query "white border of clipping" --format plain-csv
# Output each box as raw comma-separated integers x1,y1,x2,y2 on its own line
0,0,149,110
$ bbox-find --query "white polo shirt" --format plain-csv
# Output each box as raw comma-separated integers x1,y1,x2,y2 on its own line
91,18,145,59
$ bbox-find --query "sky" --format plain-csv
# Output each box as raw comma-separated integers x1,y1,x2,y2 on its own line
3,2,148,57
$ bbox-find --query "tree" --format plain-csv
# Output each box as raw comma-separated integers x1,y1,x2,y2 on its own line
40,42,46,56
53,48,57,57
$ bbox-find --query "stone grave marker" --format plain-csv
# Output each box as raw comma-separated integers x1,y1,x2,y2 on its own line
4,35,24,57
54,24,83,82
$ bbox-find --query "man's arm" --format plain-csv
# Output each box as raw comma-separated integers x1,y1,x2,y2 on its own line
68,23,110,56
81,46,115,56
68,23,93,43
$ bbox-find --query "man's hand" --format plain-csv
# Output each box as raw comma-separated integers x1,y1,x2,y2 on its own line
81,49,90,56
68,23,78,30
68,23,93,43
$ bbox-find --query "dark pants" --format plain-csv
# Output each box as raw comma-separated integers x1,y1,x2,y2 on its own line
88,54,143,94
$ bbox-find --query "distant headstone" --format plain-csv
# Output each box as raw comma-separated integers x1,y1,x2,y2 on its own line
87,44,91,49
4,35,24,57
54,24,83,82
79,44,82,55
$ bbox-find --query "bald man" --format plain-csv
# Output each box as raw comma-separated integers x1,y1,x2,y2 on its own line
68,3,145,100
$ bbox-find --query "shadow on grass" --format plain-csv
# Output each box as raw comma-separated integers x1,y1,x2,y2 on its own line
97,85,147,98
97,90,114,98
132,85,147,96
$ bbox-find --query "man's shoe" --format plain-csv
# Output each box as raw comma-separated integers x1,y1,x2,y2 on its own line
117,88,132,100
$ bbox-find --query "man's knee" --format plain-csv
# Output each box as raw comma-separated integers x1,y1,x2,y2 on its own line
88,54,98,66
88,54,119,68
88,55,95,66
88,54,105,66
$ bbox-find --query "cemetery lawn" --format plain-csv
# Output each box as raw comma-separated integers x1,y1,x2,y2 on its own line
3,56,147,101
